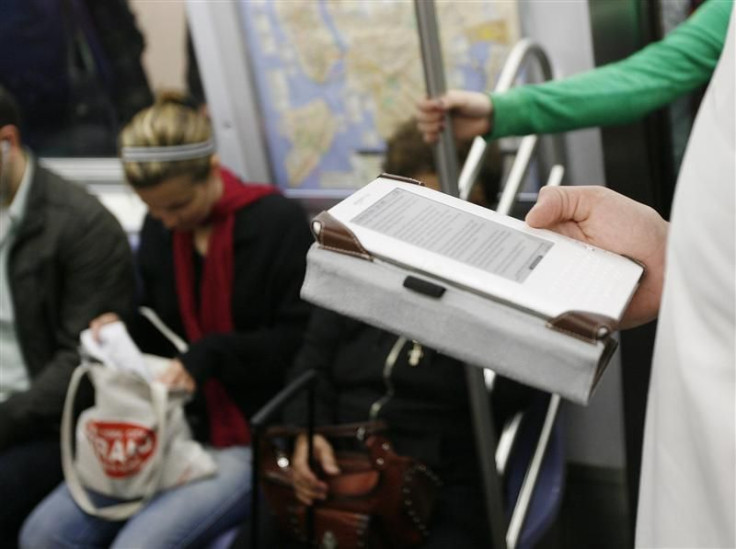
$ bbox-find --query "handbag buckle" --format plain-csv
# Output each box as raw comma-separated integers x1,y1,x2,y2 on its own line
321,530,338,549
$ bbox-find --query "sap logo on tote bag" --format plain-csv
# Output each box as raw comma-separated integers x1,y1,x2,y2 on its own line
85,420,157,478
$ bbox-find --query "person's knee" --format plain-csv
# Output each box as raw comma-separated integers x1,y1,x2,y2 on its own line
18,486,66,549
18,484,112,549
18,507,50,549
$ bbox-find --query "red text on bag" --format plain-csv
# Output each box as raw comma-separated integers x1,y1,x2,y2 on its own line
85,421,157,478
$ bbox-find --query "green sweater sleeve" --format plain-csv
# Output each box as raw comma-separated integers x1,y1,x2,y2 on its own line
489,0,733,139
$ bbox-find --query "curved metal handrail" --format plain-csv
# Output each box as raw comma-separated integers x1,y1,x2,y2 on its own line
458,39,560,205
479,40,562,393
495,39,554,94
465,39,567,549
504,170,564,549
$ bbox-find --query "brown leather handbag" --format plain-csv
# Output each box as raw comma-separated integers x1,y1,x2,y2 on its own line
259,421,442,548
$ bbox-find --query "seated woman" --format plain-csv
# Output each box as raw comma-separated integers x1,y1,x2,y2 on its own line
245,119,538,548
21,93,313,549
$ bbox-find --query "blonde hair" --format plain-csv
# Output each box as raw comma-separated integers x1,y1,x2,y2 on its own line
119,91,213,188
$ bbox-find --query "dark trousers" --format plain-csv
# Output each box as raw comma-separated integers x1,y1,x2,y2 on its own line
0,439,63,549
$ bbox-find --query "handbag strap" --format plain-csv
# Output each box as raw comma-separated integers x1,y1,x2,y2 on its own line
139,306,189,354
264,421,387,441
61,363,169,520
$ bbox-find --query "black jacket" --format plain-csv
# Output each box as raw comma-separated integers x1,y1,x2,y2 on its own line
284,308,539,483
0,161,135,450
131,192,313,440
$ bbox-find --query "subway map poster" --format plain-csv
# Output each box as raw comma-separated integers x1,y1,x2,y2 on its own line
239,1,519,192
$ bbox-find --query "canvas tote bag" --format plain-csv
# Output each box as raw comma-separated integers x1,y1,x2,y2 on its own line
61,309,217,520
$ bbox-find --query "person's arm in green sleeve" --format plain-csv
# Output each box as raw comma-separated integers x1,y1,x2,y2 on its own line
490,0,732,138
416,0,732,144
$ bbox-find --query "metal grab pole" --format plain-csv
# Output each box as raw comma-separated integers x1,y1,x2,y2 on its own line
414,0,459,198
415,2,507,548
464,365,509,549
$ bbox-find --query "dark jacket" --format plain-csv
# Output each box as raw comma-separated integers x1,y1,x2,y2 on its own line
0,161,135,450
0,0,152,155
284,308,539,483
131,192,313,440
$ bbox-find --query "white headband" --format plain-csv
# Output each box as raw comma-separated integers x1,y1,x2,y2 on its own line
120,139,216,163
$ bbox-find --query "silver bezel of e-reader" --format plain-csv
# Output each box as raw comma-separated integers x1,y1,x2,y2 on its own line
326,176,644,321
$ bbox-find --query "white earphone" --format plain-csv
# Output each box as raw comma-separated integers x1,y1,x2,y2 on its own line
0,140,9,204
0,140,9,164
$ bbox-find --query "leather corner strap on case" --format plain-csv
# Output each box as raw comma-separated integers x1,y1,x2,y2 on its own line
547,311,617,344
311,211,373,261
309,174,423,260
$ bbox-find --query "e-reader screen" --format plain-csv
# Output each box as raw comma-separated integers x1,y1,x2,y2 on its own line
352,188,553,284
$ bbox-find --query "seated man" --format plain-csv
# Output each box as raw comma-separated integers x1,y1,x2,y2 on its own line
0,86,134,547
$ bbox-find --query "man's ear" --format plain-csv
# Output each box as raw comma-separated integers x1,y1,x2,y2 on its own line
0,125,20,154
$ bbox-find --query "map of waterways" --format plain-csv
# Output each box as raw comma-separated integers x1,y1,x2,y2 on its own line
239,0,519,191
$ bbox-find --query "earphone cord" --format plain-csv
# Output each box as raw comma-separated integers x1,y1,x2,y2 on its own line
0,153,13,252
0,145,9,207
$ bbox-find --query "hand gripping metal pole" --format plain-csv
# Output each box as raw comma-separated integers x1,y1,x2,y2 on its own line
415,2,506,548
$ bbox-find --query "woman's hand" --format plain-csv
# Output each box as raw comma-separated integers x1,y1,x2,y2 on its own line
157,358,196,393
526,186,669,329
291,433,341,506
416,89,493,144
89,312,121,342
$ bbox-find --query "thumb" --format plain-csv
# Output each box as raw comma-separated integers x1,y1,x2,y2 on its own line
526,186,577,229
316,440,341,475
442,89,491,117
439,89,472,111
438,91,458,111
90,313,120,342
